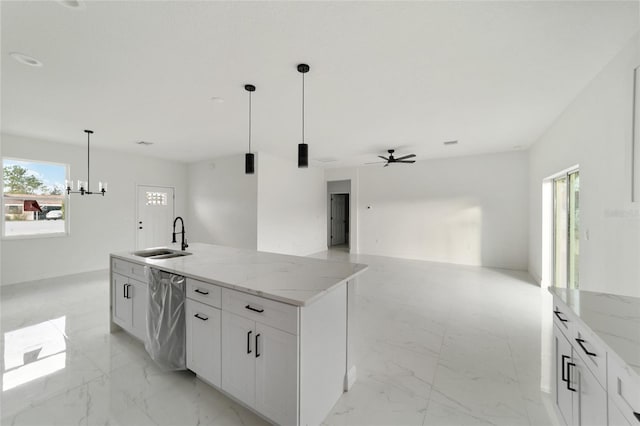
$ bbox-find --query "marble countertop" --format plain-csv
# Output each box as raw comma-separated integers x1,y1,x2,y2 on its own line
549,287,640,375
111,242,368,307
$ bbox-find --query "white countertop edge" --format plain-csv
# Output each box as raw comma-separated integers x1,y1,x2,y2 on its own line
110,252,368,307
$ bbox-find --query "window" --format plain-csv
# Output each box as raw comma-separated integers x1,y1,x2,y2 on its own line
2,158,68,238
146,191,168,206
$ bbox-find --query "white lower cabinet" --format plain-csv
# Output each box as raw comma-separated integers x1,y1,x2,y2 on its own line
221,310,298,425
573,352,607,426
112,272,147,341
186,299,221,387
555,325,574,425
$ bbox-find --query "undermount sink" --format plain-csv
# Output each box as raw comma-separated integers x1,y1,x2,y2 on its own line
133,248,192,259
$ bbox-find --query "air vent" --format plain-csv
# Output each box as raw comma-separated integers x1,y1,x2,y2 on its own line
314,158,338,163
136,141,154,146
443,140,458,145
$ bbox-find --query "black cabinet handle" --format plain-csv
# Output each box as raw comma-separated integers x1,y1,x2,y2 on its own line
247,330,252,354
554,310,568,322
255,333,261,358
561,355,570,382
567,362,577,392
123,283,128,299
194,289,209,295
124,284,131,299
194,313,208,321
633,412,640,422
576,338,597,357
245,304,264,313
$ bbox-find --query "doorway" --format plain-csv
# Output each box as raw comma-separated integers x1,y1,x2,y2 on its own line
330,193,349,249
553,169,580,289
136,185,175,250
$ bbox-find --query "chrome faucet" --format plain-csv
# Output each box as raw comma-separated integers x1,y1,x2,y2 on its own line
172,216,188,251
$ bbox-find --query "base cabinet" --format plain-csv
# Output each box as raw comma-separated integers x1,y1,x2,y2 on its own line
186,299,222,387
555,326,574,425
574,353,607,426
112,272,147,341
221,310,298,426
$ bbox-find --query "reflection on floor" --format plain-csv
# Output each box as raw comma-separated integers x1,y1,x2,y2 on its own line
1,253,553,425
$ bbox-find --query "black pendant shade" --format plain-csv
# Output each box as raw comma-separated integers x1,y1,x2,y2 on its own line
298,143,308,168
245,84,256,175
297,63,310,168
245,153,255,174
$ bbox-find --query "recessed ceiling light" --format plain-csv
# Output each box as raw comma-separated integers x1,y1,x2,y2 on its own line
136,141,154,146
314,157,338,163
210,97,225,103
10,52,43,67
443,140,458,145
56,0,85,9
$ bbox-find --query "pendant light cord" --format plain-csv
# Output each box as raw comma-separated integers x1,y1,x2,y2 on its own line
301,72,305,144
248,91,252,153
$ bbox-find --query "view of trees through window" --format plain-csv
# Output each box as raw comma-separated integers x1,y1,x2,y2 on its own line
2,159,68,236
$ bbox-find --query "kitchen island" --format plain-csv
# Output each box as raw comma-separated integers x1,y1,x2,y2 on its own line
110,243,367,426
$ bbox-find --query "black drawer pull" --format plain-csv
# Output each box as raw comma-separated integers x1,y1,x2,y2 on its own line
245,304,264,313
554,310,568,322
576,338,597,357
633,412,640,422
194,313,208,321
247,330,252,354
567,362,577,392
255,333,261,358
194,288,209,295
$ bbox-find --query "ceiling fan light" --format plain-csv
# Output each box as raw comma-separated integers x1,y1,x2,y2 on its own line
245,153,255,174
298,143,308,168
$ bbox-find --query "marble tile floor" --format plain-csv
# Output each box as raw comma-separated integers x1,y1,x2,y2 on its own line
1,252,555,426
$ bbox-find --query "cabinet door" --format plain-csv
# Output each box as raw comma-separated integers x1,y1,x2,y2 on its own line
575,354,607,426
555,326,574,425
255,323,298,426
221,311,256,408
186,299,221,387
113,273,132,329
609,398,632,426
130,279,148,342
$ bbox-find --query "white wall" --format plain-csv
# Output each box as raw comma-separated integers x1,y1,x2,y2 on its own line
1,133,188,286
257,152,326,256
187,155,258,250
529,34,640,297
352,151,529,270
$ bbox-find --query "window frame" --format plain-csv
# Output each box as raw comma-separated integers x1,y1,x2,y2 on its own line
2,157,71,240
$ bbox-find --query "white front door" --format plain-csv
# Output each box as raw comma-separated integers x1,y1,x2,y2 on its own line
136,185,175,250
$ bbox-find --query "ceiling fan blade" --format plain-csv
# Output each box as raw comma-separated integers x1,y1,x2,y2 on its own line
365,161,386,164
394,154,416,161
378,156,389,161
397,160,416,164
383,163,389,167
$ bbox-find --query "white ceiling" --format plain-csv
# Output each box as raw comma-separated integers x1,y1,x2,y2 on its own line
2,1,639,166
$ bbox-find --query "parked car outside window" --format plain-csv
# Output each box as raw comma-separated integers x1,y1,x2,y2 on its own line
46,210,63,220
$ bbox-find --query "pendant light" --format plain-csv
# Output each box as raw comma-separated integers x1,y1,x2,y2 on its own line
244,84,256,174
297,63,310,168
65,130,107,196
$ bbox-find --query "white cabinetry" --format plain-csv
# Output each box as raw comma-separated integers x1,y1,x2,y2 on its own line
112,268,148,342
186,298,221,387
552,295,640,426
221,296,298,426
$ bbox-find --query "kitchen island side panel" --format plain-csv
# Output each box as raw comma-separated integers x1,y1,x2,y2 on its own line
299,283,347,426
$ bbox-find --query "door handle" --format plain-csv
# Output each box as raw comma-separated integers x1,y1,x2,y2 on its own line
561,355,570,382
255,333,261,358
247,330,252,354
566,362,577,392
138,226,143,230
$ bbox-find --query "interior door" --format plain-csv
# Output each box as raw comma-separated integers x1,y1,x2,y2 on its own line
136,185,175,250
221,311,256,408
255,323,298,426
331,194,347,246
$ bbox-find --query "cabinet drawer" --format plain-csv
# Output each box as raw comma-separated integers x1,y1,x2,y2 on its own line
222,288,298,335
572,323,607,388
553,302,574,338
112,258,147,282
608,353,640,425
186,278,221,308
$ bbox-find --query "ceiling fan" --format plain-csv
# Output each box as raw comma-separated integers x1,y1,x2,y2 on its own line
367,149,416,167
